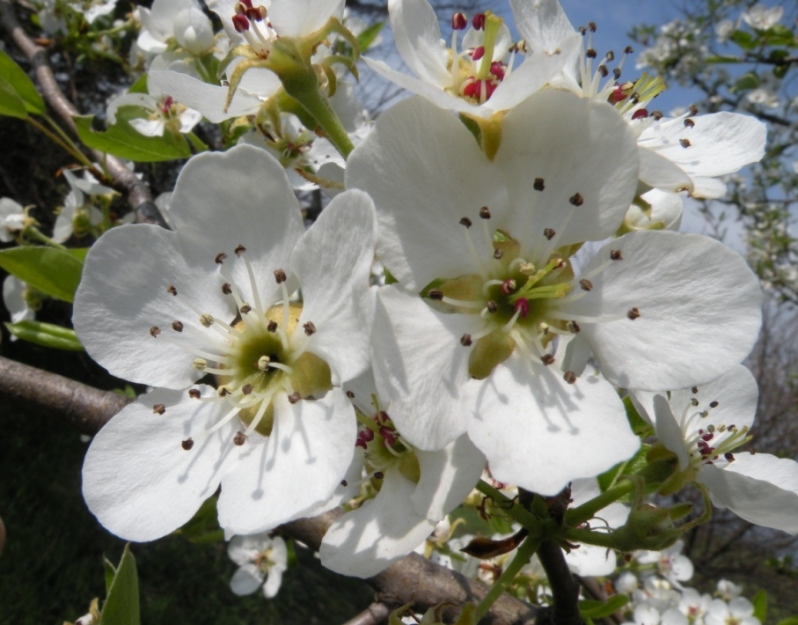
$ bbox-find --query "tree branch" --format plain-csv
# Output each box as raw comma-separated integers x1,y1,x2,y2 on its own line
0,354,539,624
0,0,156,219
342,602,391,625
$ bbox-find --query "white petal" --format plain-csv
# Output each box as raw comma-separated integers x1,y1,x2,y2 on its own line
230,563,264,595
129,118,166,137
372,286,474,450
262,567,283,598
565,231,762,391
320,469,436,578
387,0,449,87
347,97,503,290
82,390,238,541
653,395,692,469
497,90,639,249
511,0,576,55
73,224,234,388
411,435,485,521
217,389,356,534
292,190,376,384
638,146,694,194
3,276,33,324
269,0,344,37
699,453,798,534
464,356,639,495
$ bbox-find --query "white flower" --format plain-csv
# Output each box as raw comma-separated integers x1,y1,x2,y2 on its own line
138,0,214,56
348,91,761,494
227,533,288,598
3,276,47,341
635,366,798,535
714,20,735,43
319,374,485,578
715,580,742,602
0,197,26,242
364,0,581,118
106,92,202,137
746,87,780,109
76,145,377,540
742,5,783,30
623,189,683,232
637,541,694,587
53,169,113,243
705,597,760,625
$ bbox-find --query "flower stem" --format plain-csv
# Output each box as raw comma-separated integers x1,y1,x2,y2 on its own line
474,533,540,619
475,479,539,529
23,226,68,251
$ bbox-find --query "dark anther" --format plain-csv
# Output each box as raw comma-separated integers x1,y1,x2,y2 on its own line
181,438,194,450
606,50,615,62
274,268,287,283
534,178,545,191
479,206,491,219
242,384,253,395
544,228,556,240
486,300,498,313
724,452,734,462
597,65,609,78
428,289,444,300
452,12,467,30
569,320,581,333
684,118,695,128
240,304,252,314
710,400,719,408
234,244,246,256
610,249,623,260
625,45,634,54
340,480,348,487
153,404,166,415
459,217,473,228
222,282,232,294
233,432,247,446
288,391,302,404
588,21,596,31
215,252,227,264
689,104,699,116
346,390,355,399
579,279,593,291
189,389,201,399
569,193,584,206
218,386,231,397
586,48,597,58
563,371,577,384
652,110,663,120
541,354,555,366
167,285,177,296
612,67,621,79
461,334,473,347
373,471,384,480
627,307,641,320
172,320,184,332
680,138,691,148
691,386,699,394
493,248,504,259
150,326,161,337
303,321,316,336
267,320,278,332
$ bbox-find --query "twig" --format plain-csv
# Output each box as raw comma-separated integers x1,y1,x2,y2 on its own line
0,354,539,625
342,602,392,625
0,0,156,220
536,540,584,625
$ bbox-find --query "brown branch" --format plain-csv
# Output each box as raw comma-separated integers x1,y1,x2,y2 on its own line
0,0,155,219
342,602,392,625
0,354,538,624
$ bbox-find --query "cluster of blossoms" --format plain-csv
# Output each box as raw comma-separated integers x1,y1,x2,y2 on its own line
16,0,798,616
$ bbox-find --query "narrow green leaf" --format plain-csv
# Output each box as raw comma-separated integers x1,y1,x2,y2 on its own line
103,557,116,593
0,76,29,119
0,247,83,302
579,595,630,619
5,321,83,351
597,445,648,494
73,113,191,162
0,50,45,114
752,589,767,622
356,21,384,53
127,74,148,94
101,544,140,625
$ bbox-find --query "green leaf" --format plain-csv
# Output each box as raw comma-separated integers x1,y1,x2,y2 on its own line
66,247,90,262
730,30,756,50
776,618,798,625
73,112,191,162
753,589,767,622
623,395,652,436
0,247,83,302
0,76,29,119
732,72,760,93
103,557,116,593
356,21,384,53
101,544,140,625
174,497,224,544
579,595,629,619
4,321,83,351
0,50,45,114
597,445,649,494
127,74,148,94
705,55,741,64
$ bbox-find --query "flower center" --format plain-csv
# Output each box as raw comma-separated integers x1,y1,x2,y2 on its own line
356,409,420,486
231,0,276,58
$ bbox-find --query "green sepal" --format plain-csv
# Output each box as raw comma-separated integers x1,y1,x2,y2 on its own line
0,50,45,115
101,544,141,625
4,321,83,351
73,111,191,162
0,246,83,302
356,21,385,53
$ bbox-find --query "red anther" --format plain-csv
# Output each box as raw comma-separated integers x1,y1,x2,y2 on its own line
471,46,485,61
702,433,714,441
610,85,626,103
724,452,735,462
160,96,174,114
489,61,505,80
472,13,486,29
514,298,529,318
380,410,390,424
356,428,375,448
501,279,516,295
452,12,467,30
631,108,649,120
232,13,250,32
380,426,397,447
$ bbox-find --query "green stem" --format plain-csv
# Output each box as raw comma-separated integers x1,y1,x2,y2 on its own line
23,226,68,251
475,480,539,529
564,479,636,528
474,533,541,619
25,117,91,168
